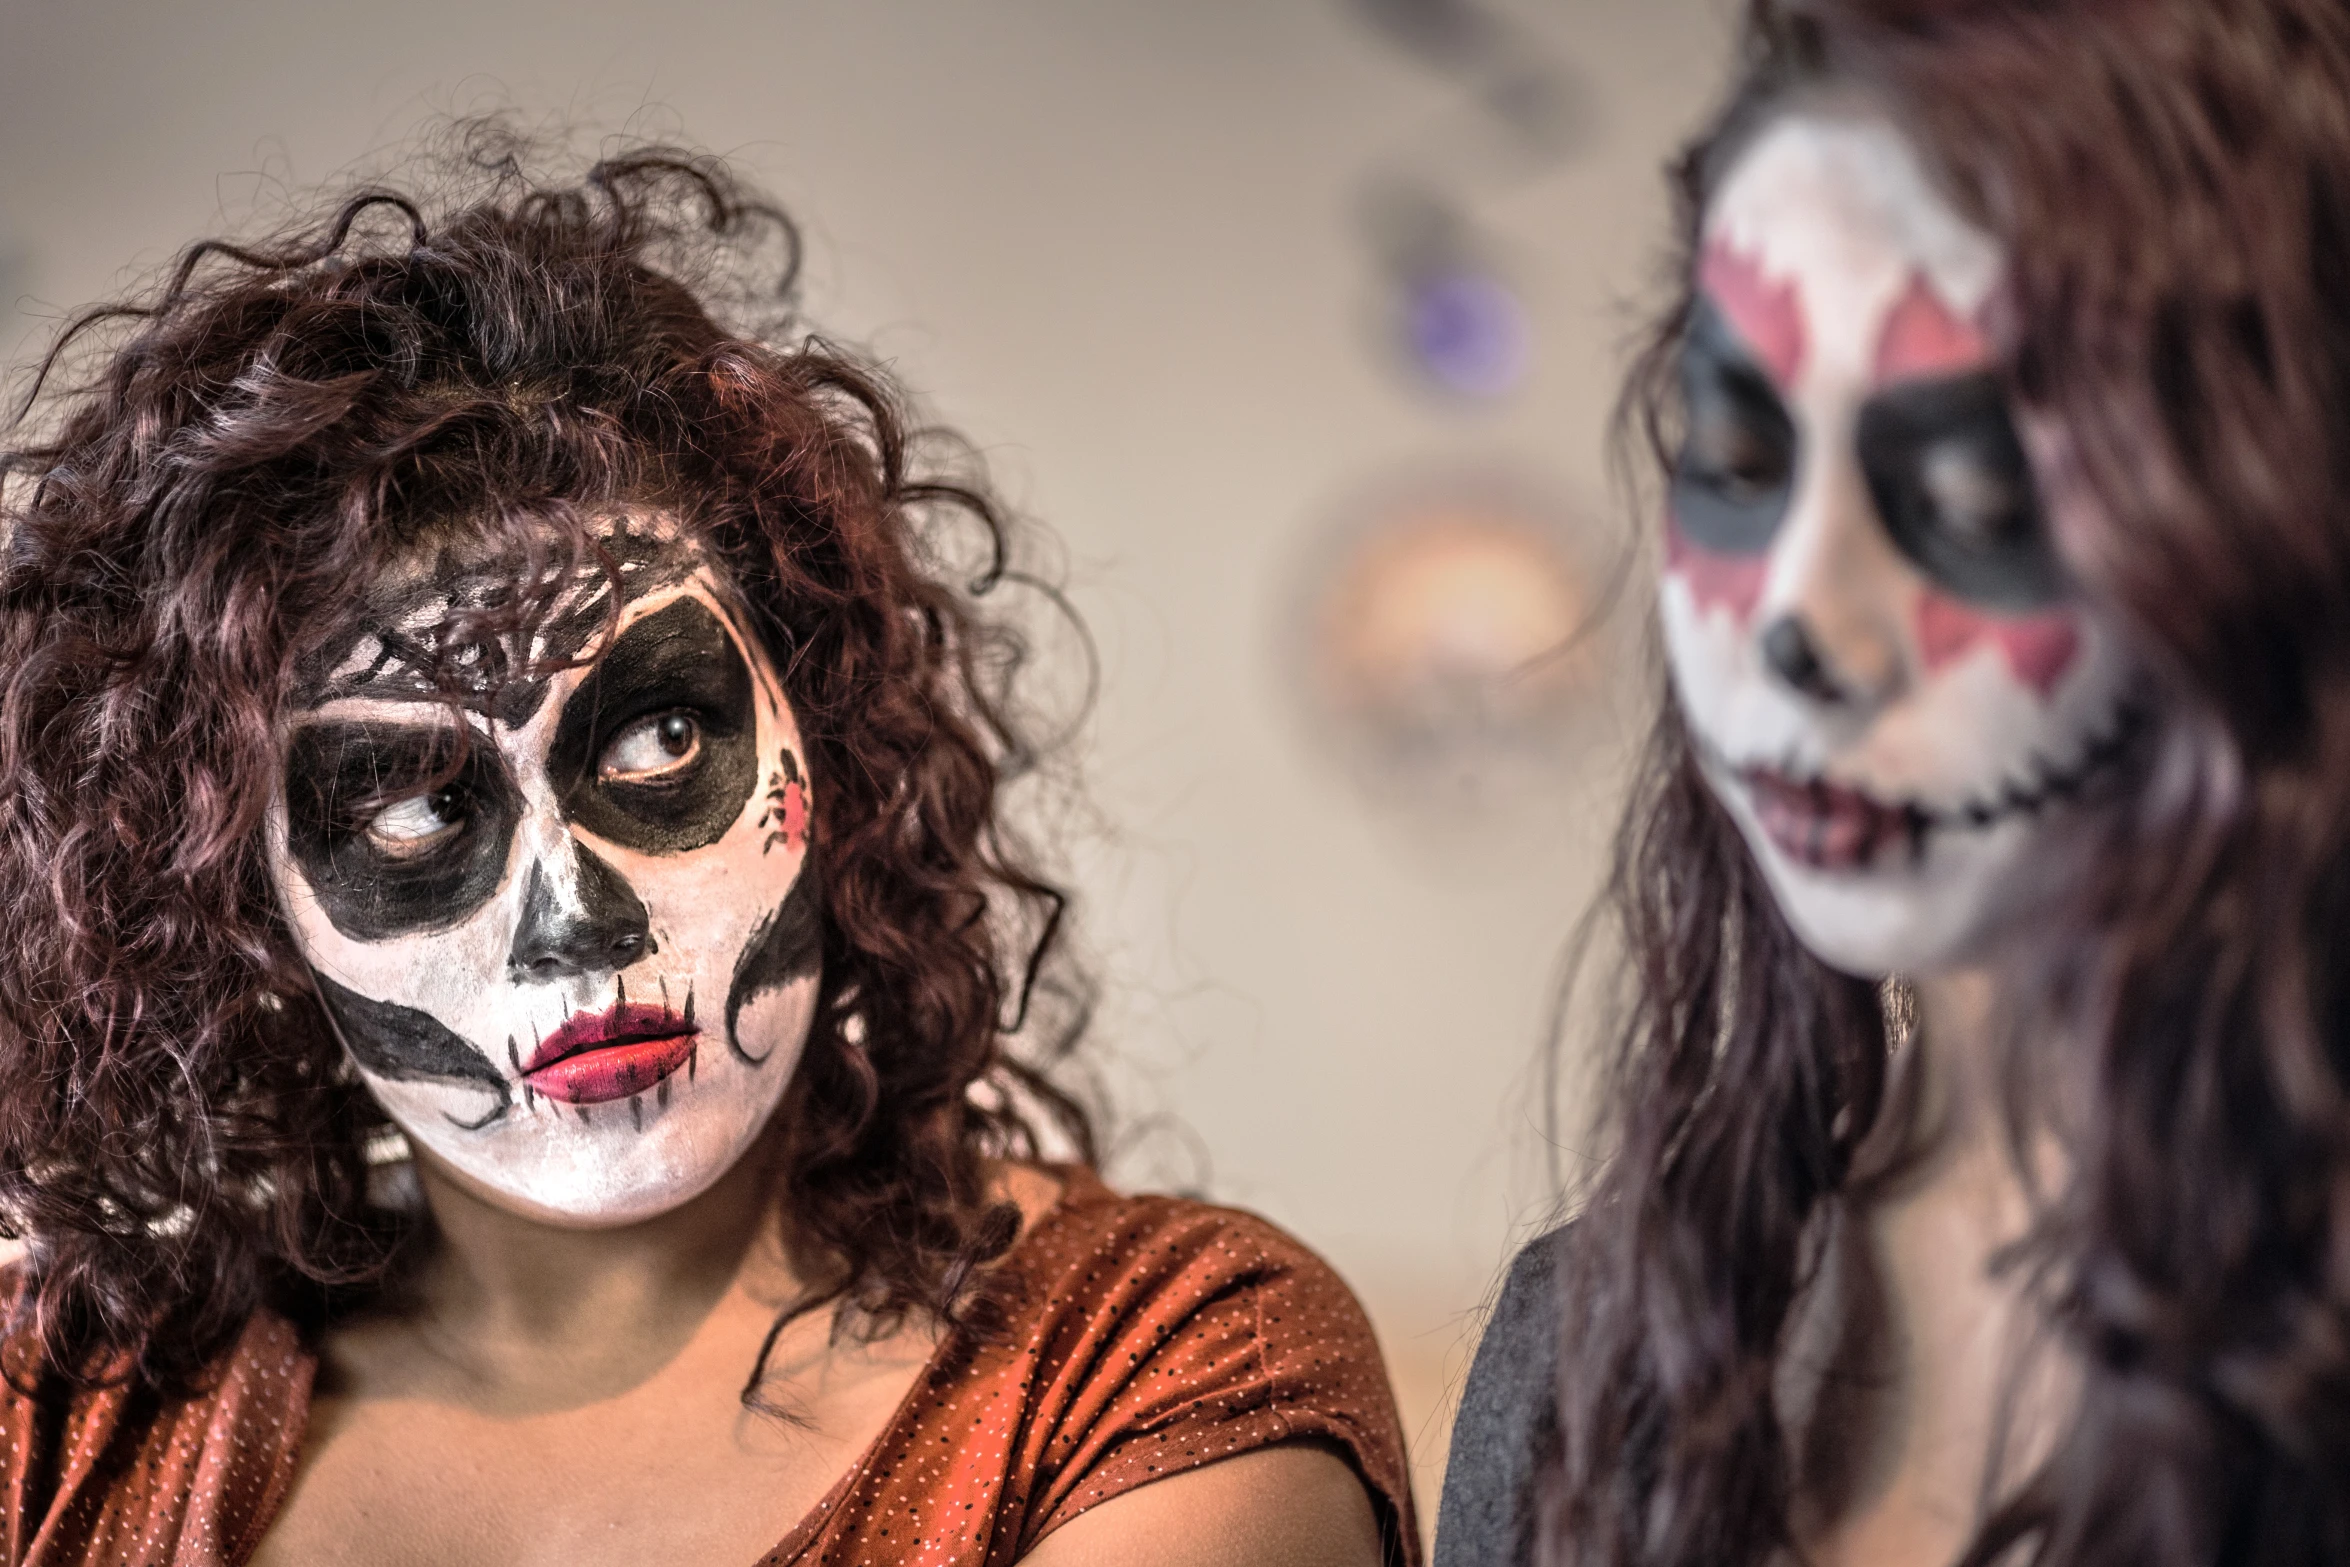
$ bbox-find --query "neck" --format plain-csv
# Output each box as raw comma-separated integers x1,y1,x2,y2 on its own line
1904,966,2007,1169
1798,962,2072,1564
402,1144,788,1392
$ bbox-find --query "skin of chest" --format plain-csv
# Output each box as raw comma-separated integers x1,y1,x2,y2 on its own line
256,1288,940,1567
250,1155,966,1567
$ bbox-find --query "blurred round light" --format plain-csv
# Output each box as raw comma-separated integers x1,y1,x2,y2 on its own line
1306,491,1590,778
1403,269,1530,400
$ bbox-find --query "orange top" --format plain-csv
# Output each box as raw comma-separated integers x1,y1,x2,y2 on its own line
0,1169,1420,1566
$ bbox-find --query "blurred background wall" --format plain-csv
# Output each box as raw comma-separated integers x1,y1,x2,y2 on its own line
0,0,1735,1528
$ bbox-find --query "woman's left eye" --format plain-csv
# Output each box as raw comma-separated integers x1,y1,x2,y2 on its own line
599,712,703,785
1920,445,2032,550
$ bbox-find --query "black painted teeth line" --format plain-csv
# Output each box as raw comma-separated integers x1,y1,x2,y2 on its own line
1701,697,2150,844
1925,702,2148,832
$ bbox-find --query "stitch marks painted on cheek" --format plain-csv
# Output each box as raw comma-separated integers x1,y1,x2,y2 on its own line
1665,514,1769,625
1699,238,1807,389
755,747,811,856
1915,590,2081,699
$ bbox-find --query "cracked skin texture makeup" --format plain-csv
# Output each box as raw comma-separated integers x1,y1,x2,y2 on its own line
0,144,1415,1566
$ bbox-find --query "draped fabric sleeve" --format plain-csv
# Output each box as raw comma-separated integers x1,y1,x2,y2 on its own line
1011,1196,1420,1564
0,1275,313,1567
1434,1232,1562,1567
763,1168,1422,1567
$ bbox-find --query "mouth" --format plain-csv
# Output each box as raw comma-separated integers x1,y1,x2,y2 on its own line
513,988,700,1106
1740,769,1928,871
1722,701,2149,875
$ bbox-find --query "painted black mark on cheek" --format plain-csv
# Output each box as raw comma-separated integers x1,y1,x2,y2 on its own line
549,598,761,855
723,871,824,1067
282,722,522,942
313,972,513,1130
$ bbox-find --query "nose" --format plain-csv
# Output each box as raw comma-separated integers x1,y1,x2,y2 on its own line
1752,445,1907,709
505,840,653,981
1759,614,1848,704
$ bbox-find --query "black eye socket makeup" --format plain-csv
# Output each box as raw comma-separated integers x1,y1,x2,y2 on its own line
1671,298,1801,556
283,721,524,941
548,597,760,855
1856,370,2069,610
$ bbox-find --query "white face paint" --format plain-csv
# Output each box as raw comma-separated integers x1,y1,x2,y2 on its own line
264,515,820,1226
1659,110,2142,975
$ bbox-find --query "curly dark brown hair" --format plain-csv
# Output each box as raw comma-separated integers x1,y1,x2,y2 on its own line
0,129,1095,1398
1542,1,2350,1564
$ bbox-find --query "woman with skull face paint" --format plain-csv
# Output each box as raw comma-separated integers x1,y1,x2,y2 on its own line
1436,1,2350,1565
0,141,1416,1565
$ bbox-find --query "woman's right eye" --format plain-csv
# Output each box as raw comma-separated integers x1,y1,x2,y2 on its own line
362,789,466,860
1682,411,1792,501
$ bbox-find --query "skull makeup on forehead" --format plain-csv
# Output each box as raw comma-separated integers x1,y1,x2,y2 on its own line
1659,110,2144,975
265,514,821,1225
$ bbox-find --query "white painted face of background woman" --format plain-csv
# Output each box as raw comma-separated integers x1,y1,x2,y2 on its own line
1659,109,2141,976
265,514,819,1225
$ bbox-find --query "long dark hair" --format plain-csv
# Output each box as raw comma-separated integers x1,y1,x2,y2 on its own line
1545,1,2350,1562
0,129,1094,1398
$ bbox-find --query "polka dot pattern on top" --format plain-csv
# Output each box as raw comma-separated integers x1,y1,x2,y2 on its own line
0,1167,1418,1565
0,1303,311,1566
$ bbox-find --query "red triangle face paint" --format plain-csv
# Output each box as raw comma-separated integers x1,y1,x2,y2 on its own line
1665,513,1770,625
1914,591,2082,700
1870,270,1993,386
1699,238,1808,390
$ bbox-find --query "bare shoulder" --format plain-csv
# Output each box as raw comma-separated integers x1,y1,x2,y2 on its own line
989,1157,1067,1234
1018,1441,1385,1567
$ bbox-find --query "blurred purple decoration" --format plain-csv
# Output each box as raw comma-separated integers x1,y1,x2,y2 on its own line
1404,267,1529,399
1347,0,1591,406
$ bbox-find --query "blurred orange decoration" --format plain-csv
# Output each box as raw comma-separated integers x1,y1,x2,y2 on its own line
1306,487,1594,784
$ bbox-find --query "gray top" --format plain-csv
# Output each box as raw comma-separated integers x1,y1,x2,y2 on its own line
1434,1232,1561,1566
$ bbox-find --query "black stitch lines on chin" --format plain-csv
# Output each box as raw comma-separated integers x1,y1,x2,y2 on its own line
313,972,514,1131
724,872,823,1067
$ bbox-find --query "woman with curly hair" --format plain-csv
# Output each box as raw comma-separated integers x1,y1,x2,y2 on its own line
1439,0,2350,1563
0,141,1414,1566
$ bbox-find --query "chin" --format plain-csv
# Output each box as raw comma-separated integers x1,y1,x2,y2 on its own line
424,1108,766,1227
1740,811,2045,977
372,1041,799,1230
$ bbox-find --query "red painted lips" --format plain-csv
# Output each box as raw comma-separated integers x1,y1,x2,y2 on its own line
1741,768,1925,872
519,1000,699,1105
